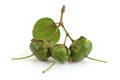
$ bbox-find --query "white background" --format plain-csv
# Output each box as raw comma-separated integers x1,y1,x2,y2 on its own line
0,0,120,80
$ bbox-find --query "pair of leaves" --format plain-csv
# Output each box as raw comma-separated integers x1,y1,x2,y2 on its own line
32,18,60,46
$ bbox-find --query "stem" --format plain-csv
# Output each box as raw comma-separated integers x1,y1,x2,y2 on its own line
58,5,74,42
61,24,74,42
42,60,58,73
86,56,107,63
12,54,34,60
60,5,65,23
63,34,67,45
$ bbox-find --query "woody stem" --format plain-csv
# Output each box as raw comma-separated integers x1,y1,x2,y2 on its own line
59,5,74,42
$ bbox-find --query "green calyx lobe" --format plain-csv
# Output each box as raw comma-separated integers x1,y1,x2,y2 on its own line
70,36,92,62
51,44,71,63
32,17,60,46
30,39,50,60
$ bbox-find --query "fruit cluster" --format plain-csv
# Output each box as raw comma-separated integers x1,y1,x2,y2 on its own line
12,5,106,73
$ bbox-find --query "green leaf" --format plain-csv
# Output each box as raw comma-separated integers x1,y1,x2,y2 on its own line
32,17,60,46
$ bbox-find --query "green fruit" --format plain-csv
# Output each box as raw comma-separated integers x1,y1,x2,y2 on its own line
30,39,50,60
51,44,70,63
69,36,92,62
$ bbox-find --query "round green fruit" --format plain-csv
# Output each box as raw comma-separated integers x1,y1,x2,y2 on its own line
30,39,50,61
51,44,70,63
69,36,92,62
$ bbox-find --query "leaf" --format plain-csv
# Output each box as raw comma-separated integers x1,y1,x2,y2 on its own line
32,17,60,46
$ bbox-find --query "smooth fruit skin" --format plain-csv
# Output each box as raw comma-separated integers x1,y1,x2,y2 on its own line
69,36,92,62
51,44,70,63
30,40,50,60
